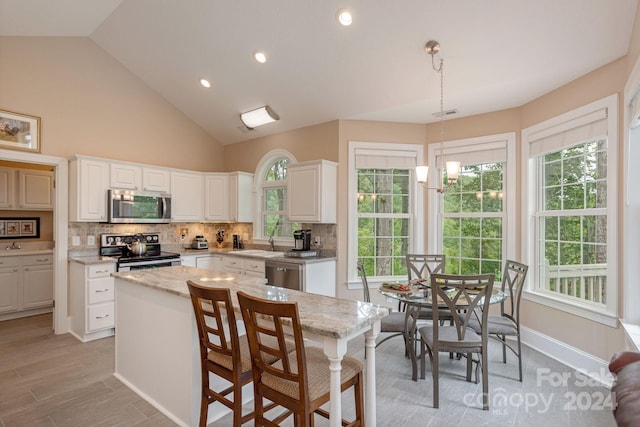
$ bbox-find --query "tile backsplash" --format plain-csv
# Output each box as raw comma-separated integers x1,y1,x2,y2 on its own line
68,222,336,255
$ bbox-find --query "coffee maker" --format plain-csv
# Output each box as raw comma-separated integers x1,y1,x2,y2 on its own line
292,229,311,251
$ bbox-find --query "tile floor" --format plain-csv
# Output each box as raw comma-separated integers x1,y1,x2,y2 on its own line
0,314,617,426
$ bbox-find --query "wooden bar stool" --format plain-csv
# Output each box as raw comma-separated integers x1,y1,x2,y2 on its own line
237,291,365,427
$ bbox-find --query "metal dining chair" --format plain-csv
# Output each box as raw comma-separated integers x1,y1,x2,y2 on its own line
357,260,406,357
469,260,529,381
409,273,495,410
405,254,459,328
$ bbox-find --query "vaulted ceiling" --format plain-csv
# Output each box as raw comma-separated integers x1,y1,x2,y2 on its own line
0,0,637,144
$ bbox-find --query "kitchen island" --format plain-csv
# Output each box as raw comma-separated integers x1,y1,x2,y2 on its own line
112,266,388,427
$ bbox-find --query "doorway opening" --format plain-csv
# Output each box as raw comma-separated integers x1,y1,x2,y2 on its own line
0,149,68,334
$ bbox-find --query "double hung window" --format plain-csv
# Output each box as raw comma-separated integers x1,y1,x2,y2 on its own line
522,95,618,324
349,142,423,283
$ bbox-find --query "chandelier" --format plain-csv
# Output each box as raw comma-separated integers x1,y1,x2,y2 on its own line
416,40,460,193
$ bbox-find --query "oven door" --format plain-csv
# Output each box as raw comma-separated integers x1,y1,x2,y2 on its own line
118,258,180,272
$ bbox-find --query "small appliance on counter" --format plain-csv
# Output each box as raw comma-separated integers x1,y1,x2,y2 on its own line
232,234,243,250
191,235,208,249
292,229,312,251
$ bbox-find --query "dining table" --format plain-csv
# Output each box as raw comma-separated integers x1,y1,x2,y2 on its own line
378,280,507,380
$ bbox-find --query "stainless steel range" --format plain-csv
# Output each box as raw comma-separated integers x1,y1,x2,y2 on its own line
100,233,181,271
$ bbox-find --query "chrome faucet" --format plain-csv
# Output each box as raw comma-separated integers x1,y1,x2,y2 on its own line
268,218,280,251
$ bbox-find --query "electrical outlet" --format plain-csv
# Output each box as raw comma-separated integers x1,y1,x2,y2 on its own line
180,234,185,242
87,235,96,246
72,236,80,246
314,236,321,246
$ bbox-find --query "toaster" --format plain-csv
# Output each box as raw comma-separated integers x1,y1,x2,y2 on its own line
191,236,208,249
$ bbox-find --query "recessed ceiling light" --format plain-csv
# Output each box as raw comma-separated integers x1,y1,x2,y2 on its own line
253,50,267,64
200,78,211,88
336,9,353,26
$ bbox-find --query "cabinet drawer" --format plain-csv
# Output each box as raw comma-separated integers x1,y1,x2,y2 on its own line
87,302,115,332
223,257,243,270
243,259,265,274
88,277,115,304
0,257,19,268
88,263,115,278
22,254,53,266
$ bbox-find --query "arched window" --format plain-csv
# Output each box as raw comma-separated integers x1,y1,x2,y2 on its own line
255,150,298,241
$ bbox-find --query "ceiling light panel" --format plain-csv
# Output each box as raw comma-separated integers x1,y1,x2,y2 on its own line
240,106,279,129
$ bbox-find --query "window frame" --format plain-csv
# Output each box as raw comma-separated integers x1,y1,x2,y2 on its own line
254,149,297,245
426,133,516,277
521,94,618,327
347,141,424,288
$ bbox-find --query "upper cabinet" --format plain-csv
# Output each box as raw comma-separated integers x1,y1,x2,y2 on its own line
288,160,337,223
142,168,171,193
110,163,142,190
69,156,109,222
68,154,255,223
204,172,254,222
18,170,54,210
0,167,15,209
170,171,203,222
0,167,53,211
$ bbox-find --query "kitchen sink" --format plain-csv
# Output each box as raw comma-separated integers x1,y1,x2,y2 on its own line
231,250,285,258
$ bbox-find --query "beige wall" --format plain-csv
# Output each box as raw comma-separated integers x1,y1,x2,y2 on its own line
223,120,339,172
0,37,223,171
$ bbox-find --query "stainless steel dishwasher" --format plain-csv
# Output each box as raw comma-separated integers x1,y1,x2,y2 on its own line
265,260,303,291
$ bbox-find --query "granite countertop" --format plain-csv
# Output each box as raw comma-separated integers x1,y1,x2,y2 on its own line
173,247,336,264
112,265,389,339
0,249,54,257
69,256,118,265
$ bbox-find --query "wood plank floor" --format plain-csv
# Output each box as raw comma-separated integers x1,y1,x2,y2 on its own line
0,314,617,426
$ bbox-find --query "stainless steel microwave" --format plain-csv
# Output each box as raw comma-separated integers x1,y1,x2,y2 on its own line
107,189,171,223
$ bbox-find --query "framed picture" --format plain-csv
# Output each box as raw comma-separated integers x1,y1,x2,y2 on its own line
0,217,40,239
0,109,41,153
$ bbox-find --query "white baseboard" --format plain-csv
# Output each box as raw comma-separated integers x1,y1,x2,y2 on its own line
520,326,614,388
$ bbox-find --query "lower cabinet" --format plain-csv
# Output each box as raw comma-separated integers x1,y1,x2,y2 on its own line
222,256,266,278
69,262,116,342
0,254,53,320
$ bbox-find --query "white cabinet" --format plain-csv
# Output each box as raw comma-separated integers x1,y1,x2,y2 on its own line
204,174,230,221
0,254,53,319
303,259,336,297
0,167,54,210
0,167,14,209
69,262,116,342
0,257,19,313
170,171,203,222
110,163,142,190
18,170,54,210
69,156,110,222
222,256,265,278
196,254,225,271
143,167,171,193
204,172,254,222
288,160,337,223
22,254,54,309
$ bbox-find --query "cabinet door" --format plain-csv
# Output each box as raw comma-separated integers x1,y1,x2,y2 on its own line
287,160,337,223
18,170,54,210
110,163,141,190
142,168,171,193
288,164,321,222
0,167,15,209
170,171,203,221
231,172,255,223
195,255,214,270
0,267,19,313
204,174,230,221
180,255,197,267
71,158,109,221
22,264,54,309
